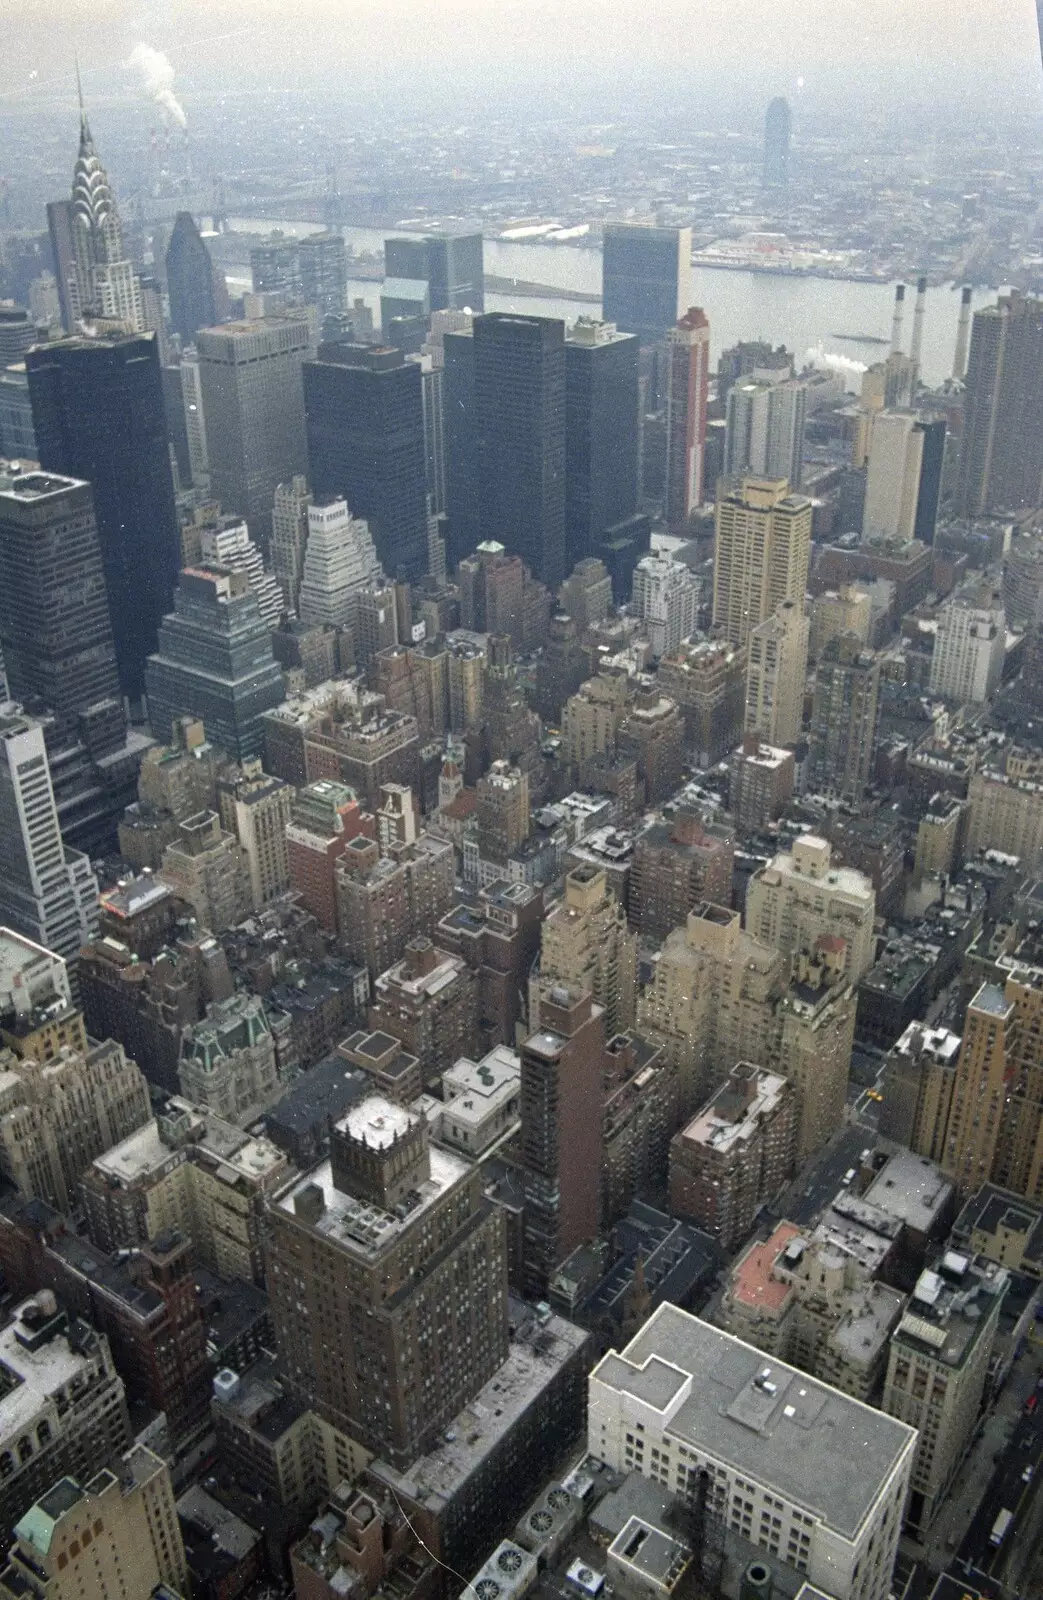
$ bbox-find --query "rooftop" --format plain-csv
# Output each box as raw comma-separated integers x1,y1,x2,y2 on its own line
893,1252,1008,1366
862,1151,953,1237
370,1300,589,1508
730,1224,802,1313
593,1304,917,1539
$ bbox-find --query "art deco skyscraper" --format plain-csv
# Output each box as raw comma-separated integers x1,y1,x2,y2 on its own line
713,475,812,648
664,307,711,526
956,293,1043,516
763,97,792,188
474,312,567,587
26,330,181,706
65,91,143,330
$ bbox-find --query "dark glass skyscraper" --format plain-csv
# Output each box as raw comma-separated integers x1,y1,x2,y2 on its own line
601,225,692,345
474,312,567,588
303,342,428,580
913,417,947,546
957,293,1043,516
26,330,181,706
443,326,478,568
564,319,639,568
0,471,120,737
145,567,286,761
385,231,484,312
165,211,219,344
764,97,792,188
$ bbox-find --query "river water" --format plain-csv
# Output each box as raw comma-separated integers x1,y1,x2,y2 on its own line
224,217,997,389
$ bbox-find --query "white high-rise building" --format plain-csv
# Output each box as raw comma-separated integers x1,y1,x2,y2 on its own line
0,710,98,969
929,586,1006,704
725,377,808,487
298,498,385,629
180,347,209,489
631,555,700,659
589,1303,916,1600
199,519,285,628
862,410,923,542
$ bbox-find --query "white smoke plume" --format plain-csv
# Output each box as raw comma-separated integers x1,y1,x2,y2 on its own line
804,341,868,387
125,43,186,130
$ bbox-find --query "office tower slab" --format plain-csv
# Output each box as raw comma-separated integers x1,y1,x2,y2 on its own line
26,331,180,705
725,377,808,487
197,319,309,545
304,342,428,581
958,292,1043,516
602,225,692,345
0,472,120,737
863,410,946,544
474,313,567,587
564,318,639,566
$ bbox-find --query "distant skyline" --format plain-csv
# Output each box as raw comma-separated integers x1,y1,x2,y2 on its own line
1,0,1040,118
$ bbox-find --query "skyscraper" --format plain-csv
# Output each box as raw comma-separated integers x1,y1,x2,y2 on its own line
474,312,567,587
664,307,711,526
763,97,792,188
564,318,639,567
808,633,881,799
145,567,286,761
267,1095,508,1465
713,475,813,648
304,343,428,581
0,709,99,968
165,211,219,344
443,325,479,566
957,292,1043,515
863,410,946,543
295,232,349,317
297,497,385,627
26,330,181,705
64,95,143,330
518,984,605,1294
0,472,121,738
196,319,309,546
744,598,808,747
928,586,1005,704
271,474,312,612
601,225,692,344
724,377,808,487
385,231,484,312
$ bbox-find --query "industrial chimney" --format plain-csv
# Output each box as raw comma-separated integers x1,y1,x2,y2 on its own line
953,285,972,380
890,284,906,354
910,276,928,376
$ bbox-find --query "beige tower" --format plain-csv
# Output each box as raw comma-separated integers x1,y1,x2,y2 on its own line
532,863,638,1038
744,598,808,746
217,760,293,911
746,835,876,983
940,983,1012,1194
0,1445,188,1600
712,475,813,647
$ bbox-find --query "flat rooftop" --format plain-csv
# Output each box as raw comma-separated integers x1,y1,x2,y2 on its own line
730,1224,802,1313
863,1150,953,1236
370,1303,589,1508
593,1304,916,1540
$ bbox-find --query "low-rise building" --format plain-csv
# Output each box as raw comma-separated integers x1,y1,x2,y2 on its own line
436,1045,521,1157
178,992,280,1122
950,1183,1043,1279
589,1303,917,1600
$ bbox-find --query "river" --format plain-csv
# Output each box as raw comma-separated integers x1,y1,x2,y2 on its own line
223,217,997,389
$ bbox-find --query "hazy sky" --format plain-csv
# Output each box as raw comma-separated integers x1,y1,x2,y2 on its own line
1,0,1040,115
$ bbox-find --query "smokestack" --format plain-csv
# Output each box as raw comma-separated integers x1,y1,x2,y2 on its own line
890,284,906,355
953,285,972,380
909,276,927,377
